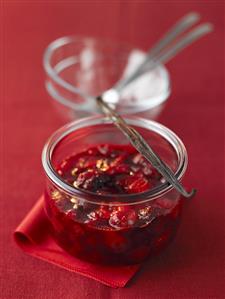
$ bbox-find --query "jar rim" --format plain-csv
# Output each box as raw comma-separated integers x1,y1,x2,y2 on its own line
42,116,188,205
43,35,171,114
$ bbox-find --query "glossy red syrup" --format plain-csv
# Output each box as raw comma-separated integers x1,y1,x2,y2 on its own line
45,144,182,265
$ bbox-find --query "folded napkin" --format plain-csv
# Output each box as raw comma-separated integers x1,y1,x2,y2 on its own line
14,196,140,288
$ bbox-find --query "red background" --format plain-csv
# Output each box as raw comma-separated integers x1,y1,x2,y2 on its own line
1,1,224,298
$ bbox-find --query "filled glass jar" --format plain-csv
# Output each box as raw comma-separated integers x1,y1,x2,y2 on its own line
42,116,188,265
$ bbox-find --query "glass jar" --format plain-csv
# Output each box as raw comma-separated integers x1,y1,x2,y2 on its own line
43,36,170,121
42,116,187,265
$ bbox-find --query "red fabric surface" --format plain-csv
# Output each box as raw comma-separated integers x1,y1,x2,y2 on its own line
14,196,139,288
1,1,224,298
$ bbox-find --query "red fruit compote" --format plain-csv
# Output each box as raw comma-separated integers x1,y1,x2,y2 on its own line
42,116,188,265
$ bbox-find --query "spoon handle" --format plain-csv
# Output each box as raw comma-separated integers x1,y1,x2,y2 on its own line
145,12,200,59
150,23,213,67
115,21,213,92
114,12,200,91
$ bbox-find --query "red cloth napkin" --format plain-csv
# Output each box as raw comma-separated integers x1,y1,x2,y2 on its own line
14,196,140,288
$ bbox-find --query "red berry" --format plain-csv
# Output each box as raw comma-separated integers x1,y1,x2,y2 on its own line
125,176,150,193
104,232,128,253
97,206,111,220
108,163,129,175
132,153,144,164
109,207,137,229
82,156,99,169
